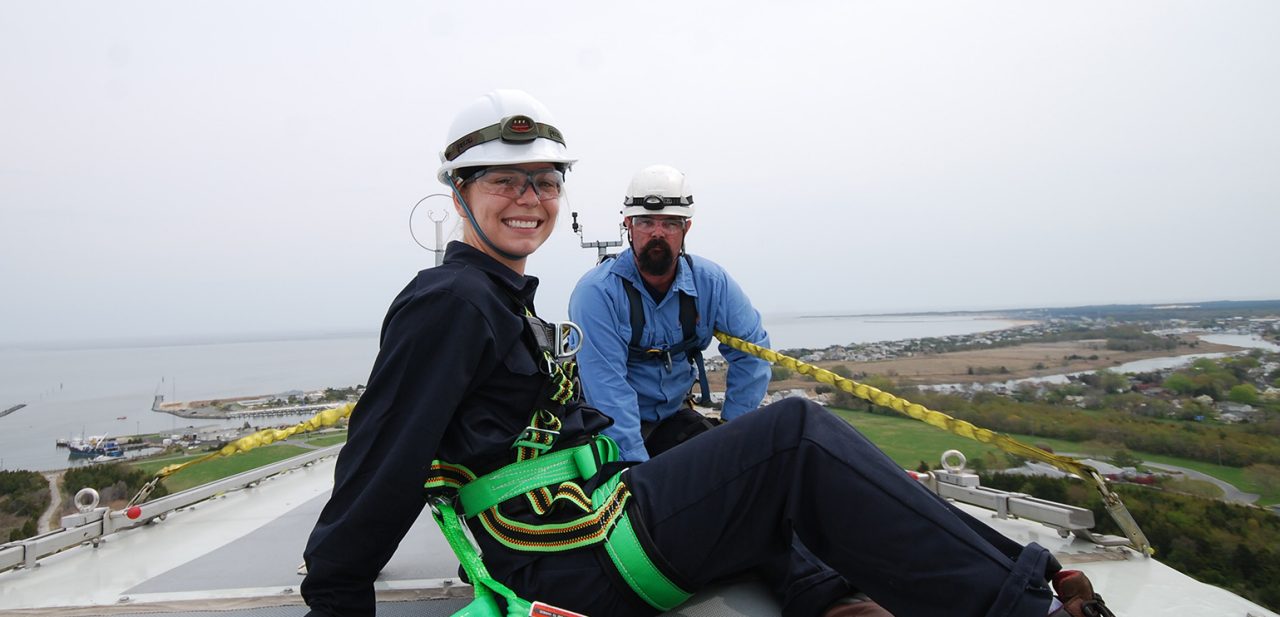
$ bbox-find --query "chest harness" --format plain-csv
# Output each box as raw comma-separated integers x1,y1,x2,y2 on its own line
618,254,712,405
424,307,691,617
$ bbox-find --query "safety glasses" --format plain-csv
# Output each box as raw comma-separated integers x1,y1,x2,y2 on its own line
465,167,564,200
630,216,687,233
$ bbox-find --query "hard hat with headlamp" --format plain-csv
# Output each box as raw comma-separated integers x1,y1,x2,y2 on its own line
436,89,576,186
437,90,574,262
622,164,694,219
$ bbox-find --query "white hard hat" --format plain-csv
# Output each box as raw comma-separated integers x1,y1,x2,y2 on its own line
622,164,694,218
436,89,576,185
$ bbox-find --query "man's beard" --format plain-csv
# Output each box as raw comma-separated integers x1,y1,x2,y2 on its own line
636,238,676,275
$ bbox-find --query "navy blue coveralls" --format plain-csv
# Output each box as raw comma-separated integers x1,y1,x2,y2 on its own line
301,242,1060,617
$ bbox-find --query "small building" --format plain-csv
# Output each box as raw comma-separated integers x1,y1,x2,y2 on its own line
1216,402,1263,423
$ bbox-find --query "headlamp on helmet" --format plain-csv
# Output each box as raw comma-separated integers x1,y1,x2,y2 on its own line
443,115,566,162
435,90,576,186
625,194,694,210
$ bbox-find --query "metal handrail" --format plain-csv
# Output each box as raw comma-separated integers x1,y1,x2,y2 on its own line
0,444,342,572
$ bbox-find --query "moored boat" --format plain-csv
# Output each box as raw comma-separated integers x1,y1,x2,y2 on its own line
65,435,122,459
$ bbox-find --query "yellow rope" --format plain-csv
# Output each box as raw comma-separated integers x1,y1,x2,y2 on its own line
155,403,355,479
714,331,1153,556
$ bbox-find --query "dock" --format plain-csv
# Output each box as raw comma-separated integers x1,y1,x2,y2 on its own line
0,404,27,419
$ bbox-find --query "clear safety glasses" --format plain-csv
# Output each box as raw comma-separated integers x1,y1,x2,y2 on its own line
466,168,565,200
630,216,687,233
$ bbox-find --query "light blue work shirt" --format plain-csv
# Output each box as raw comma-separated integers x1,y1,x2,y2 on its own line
568,249,771,462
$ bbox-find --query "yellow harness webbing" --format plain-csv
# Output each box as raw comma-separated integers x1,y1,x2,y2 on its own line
126,403,355,507
713,331,1153,556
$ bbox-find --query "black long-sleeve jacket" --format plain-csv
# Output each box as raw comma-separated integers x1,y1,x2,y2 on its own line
301,242,609,617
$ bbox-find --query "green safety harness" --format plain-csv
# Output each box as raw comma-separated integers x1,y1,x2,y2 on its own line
425,309,691,617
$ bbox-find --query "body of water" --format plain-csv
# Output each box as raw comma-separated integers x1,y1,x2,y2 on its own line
928,333,1277,391
760,313,1026,352
0,335,380,472
0,313,1027,472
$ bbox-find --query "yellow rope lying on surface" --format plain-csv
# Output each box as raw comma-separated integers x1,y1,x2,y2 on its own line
715,331,1152,555
125,403,355,507
155,403,355,478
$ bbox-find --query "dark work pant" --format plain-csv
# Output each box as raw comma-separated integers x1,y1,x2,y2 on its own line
625,398,1058,617
645,406,853,616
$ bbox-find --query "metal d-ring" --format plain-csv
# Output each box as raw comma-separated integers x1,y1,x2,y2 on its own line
75,487,100,512
553,321,583,359
941,449,968,474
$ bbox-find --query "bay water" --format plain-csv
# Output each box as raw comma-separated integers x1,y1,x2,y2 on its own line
0,313,1024,472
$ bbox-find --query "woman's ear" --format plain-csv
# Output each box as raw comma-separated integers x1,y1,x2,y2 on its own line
452,181,467,217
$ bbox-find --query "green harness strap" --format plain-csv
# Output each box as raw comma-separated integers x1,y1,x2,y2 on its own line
430,496,532,617
604,510,691,610
458,439,608,516
428,436,692,613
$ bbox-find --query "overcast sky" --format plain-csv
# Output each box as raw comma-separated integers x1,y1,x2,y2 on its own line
2,1,1277,345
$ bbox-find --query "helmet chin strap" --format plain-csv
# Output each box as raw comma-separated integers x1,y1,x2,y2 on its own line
449,179,525,262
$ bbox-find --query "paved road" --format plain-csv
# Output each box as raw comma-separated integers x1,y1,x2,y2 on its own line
1143,462,1260,504
1009,454,1262,506
37,471,64,533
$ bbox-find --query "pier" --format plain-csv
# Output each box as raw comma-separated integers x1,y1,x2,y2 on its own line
0,404,27,419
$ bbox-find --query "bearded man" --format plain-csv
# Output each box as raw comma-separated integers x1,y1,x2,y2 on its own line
569,165,893,617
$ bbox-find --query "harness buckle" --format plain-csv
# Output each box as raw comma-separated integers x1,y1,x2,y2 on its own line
426,494,454,519
645,348,673,371
512,426,560,452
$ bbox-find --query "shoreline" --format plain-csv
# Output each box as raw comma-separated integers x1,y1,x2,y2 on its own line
152,392,357,421
734,333,1248,391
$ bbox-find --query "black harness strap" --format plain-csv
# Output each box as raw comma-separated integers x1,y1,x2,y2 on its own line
620,255,711,405
625,281,647,351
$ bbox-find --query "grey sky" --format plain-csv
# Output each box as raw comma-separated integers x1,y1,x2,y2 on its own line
2,1,1277,345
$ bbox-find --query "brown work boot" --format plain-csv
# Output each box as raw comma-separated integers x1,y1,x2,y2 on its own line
1049,570,1116,617
823,593,894,617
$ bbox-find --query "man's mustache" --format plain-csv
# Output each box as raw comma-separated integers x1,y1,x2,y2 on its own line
637,238,675,275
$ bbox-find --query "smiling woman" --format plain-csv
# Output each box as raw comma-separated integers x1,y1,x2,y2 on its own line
450,162,563,273
434,90,577,275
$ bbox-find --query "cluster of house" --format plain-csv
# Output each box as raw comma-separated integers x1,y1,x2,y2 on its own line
786,313,1280,366
151,426,244,450
788,321,1066,364
946,357,1279,424
705,315,1280,422
1204,397,1272,424
1001,459,1161,485
699,322,1070,374
228,386,365,410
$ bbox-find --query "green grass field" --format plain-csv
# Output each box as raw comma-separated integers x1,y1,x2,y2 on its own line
830,407,1280,505
831,408,1009,469
305,432,349,447
129,444,312,493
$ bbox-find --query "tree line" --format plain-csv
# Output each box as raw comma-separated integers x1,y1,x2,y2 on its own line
906,389,1280,468
0,470,48,541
